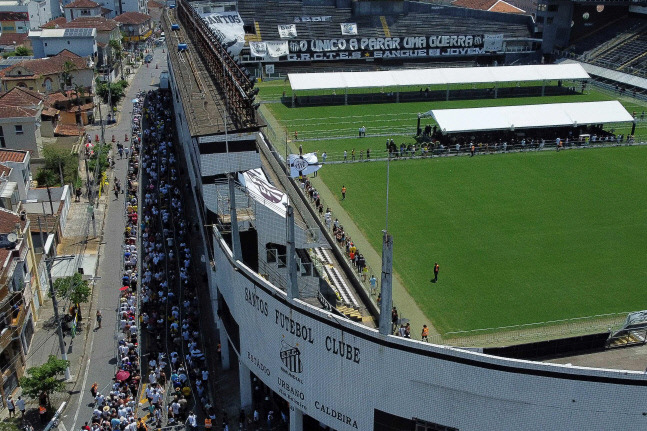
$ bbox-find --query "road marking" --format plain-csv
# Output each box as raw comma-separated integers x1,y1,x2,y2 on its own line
139,384,148,404
59,422,69,431
70,320,98,431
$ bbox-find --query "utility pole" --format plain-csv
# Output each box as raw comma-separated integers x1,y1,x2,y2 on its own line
45,256,76,380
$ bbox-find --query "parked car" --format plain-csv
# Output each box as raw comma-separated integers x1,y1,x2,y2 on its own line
144,54,153,63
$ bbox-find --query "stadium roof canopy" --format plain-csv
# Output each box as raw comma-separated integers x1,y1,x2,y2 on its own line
288,64,590,91
422,101,633,133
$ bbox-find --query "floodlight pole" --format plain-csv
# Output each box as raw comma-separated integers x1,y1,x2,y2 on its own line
379,156,394,335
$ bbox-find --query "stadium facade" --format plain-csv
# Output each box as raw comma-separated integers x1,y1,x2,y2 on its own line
163,0,647,429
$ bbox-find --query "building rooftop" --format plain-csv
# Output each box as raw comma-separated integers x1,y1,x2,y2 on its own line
147,0,164,8
452,0,526,13
63,0,100,8
0,150,28,163
0,32,28,47
0,105,37,119
0,86,45,108
0,50,91,81
0,11,28,21
42,17,67,29
61,17,119,32
115,11,152,25
0,207,25,234
0,165,12,177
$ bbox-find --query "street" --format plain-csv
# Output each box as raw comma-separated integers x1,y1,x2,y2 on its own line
58,46,168,431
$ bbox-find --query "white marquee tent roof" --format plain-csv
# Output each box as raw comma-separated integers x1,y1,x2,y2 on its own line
424,101,633,134
288,64,590,91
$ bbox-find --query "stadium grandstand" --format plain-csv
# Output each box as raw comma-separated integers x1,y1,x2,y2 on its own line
227,0,540,74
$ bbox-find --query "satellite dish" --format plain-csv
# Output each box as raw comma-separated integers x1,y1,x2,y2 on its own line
7,233,17,243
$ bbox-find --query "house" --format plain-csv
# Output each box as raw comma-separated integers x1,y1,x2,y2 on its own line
451,0,526,14
47,89,94,126
41,16,67,29
117,0,147,16
0,208,41,399
0,105,42,157
0,150,31,202
0,0,61,31
63,0,102,21
0,50,94,93
29,27,97,59
115,11,152,45
0,86,59,138
59,17,120,67
0,11,28,33
146,0,162,23
0,33,30,52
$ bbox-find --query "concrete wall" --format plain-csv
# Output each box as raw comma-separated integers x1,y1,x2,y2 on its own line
31,35,97,59
0,116,40,156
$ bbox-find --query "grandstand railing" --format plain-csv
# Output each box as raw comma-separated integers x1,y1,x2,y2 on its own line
428,312,630,348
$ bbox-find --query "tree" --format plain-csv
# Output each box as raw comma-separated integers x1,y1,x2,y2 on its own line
19,355,70,408
37,147,79,187
15,46,29,56
54,272,90,320
95,78,128,106
60,60,76,91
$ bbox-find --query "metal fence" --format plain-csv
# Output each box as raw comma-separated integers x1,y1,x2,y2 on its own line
426,312,629,348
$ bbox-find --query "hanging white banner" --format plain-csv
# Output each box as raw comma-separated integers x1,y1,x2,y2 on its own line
340,23,358,36
278,24,298,39
249,41,267,57
288,153,320,177
238,168,288,218
201,11,246,56
266,40,289,57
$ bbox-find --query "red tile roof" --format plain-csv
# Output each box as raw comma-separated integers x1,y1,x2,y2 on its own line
0,105,37,118
0,12,28,22
64,0,100,8
0,165,12,177
489,0,525,13
147,1,164,8
0,208,25,235
61,16,119,32
0,87,45,108
114,12,151,25
452,0,525,13
42,17,67,29
55,123,85,136
0,150,28,163
0,33,28,46
0,51,90,81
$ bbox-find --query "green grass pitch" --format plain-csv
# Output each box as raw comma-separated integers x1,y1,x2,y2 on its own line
259,81,647,333
319,148,647,333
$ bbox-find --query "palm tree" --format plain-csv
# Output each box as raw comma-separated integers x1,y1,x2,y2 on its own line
60,60,76,92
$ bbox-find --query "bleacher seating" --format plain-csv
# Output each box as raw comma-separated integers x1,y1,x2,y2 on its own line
237,0,531,41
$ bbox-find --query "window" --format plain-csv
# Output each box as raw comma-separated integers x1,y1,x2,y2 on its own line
547,4,558,12
546,16,554,24
67,41,70,44
0,126,5,148
14,125,23,135
44,42,47,46
537,3,547,11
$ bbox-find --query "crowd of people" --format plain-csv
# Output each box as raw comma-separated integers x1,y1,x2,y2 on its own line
138,90,221,429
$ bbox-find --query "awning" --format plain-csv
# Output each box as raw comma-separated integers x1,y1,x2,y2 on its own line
288,64,590,91
425,101,633,134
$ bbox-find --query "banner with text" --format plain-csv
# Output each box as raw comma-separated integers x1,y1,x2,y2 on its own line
201,11,246,56
270,34,503,61
278,24,298,39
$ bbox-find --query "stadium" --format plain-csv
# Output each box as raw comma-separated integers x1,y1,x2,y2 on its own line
162,0,647,429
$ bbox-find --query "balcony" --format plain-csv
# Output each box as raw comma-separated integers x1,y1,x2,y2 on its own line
9,305,26,333
0,327,11,352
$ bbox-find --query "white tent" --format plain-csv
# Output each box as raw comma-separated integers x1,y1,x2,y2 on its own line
288,64,589,91
424,101,633,133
